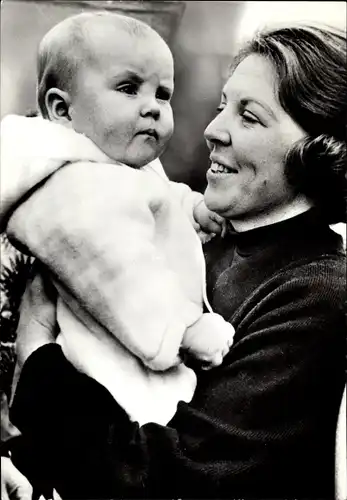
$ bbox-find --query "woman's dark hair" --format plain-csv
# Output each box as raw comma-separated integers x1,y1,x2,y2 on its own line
233,24,346,223
285,135,346,224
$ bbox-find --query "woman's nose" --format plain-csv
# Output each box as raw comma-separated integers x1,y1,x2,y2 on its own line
204,113,231,146
140,97,161,120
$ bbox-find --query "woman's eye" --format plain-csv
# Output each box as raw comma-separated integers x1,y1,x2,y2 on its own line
117,83,138,95
240,110,260,125
156,88,172,101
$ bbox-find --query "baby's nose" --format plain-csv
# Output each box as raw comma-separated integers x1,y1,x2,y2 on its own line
140,97,161,119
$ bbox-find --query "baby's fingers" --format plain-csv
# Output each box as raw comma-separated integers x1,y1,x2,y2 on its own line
201,352,224,370
209,211,225,225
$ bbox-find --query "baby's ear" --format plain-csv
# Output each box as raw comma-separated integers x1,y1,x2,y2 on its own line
45,88,72,125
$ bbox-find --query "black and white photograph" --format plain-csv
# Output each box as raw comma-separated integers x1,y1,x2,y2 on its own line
1,1,346,499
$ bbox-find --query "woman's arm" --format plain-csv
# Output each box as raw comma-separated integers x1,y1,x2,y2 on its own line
10,262,345,498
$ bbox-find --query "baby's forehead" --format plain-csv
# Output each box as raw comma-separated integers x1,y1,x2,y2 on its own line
84,18,171,59
43,13,173,85
69,15,159,46
79,20,173,75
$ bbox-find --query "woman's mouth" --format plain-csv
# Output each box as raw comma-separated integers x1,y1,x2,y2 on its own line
209,161,238,175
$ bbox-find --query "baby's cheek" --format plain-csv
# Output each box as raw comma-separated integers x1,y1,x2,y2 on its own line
162,108,174,140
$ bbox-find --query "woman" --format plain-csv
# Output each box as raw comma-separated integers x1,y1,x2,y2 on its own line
4,23,347,499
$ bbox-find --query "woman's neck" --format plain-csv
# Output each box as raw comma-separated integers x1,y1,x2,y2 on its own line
230,196,314,233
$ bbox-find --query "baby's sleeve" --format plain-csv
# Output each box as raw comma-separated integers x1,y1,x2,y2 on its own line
147,159,211,242
147,158,203,228
0,115,64,232
0,114,109,232
167,182,215,244
7,162,199,371
168,181,204,229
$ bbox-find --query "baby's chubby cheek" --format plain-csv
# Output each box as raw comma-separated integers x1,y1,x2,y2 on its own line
159,110,174,145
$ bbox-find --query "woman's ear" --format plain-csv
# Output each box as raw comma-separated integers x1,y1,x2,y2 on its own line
45,88,72,125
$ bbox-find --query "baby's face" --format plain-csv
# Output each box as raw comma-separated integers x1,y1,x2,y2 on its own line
69,27,174,168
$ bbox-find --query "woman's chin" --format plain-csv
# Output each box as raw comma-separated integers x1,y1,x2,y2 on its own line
204,188,226,215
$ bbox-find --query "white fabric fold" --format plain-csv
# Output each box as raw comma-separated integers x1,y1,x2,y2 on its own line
1,115,208,424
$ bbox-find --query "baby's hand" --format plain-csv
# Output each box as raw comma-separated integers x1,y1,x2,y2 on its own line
182,313,234,369
193,199,226,236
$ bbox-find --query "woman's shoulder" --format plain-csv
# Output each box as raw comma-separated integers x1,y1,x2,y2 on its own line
279,253,345,282
262,253,345,310
233,253,345,341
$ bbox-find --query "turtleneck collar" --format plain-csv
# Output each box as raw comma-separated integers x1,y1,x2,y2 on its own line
225,208,331,256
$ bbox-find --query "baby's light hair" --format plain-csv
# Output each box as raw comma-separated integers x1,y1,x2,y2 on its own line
37,12,162,117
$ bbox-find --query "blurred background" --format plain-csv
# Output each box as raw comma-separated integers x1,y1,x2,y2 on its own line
1,0,346,195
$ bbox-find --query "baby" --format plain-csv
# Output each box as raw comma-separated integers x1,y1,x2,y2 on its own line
1,12,234,428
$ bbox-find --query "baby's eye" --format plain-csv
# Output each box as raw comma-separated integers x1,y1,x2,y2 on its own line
156,87,172,102
216,105,225,114
117,82,138,95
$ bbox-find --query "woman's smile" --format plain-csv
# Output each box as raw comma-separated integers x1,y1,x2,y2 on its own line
208,154,239,176
203,54,307,226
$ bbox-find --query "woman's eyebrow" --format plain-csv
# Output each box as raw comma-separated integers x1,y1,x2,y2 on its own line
240,97,277,120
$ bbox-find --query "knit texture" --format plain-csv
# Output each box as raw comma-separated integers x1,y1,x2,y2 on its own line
10,209,346,499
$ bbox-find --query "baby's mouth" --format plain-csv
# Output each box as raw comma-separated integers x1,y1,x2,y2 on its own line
137,129,159,140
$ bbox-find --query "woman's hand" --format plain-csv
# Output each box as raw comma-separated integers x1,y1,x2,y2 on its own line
12,270,57,398
1,458,62,500
1,457,33,500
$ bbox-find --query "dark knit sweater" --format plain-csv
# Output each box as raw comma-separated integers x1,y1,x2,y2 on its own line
10,209,346,499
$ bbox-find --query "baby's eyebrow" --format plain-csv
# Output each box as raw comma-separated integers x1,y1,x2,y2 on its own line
111,69,174,94
113,70,143,83
159,84,173,94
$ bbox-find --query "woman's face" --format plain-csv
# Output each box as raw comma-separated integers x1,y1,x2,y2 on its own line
204,54,307,225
